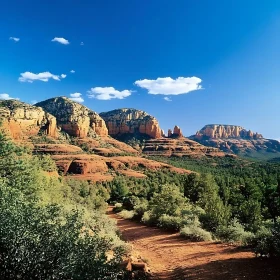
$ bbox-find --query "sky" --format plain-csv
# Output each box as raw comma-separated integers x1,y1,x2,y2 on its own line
1,0,280,138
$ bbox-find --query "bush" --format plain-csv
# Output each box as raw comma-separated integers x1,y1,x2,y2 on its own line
141,211,158,226
252,220,280,257
180,225,212,241
0,186,125,279
157,215,183,231
113,203,123,213
118,210,135,220
216,219,254,245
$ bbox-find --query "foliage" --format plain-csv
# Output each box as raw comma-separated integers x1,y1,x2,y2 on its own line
0,185,124,280
252,220,280,257
113,202,123,213
180,225,212,242
157,215,183,231
216,219,254,245
118,210,135,220
0,129,127,278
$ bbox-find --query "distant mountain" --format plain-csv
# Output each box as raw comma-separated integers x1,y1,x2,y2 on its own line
190,124,280,160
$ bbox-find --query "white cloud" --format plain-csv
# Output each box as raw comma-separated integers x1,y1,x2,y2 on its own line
51,37,70,45
70,70,75,73
69,93,84,103
0,93,19,100
19,71,63,83
61,74,67,79
87,87,132,100
9,37,20,42
80,42,84,46
31,100,37,105
164,97,172,102
135,76,202,95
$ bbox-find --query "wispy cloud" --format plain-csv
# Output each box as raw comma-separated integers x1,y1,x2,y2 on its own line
51,37,70,45
19,71,63,83
164,97,172,101
70,70,75,73
80,42,84,46
69,93,84,103
135,77,202,95
61,74,67,79
0,93,19,100
9,37,20,42
31,100,37,105
87,87,132,100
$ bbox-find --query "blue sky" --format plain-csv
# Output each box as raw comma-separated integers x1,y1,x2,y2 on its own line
1,0,280,138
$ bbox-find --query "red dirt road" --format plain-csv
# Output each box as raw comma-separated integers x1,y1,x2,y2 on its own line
108,208,280,280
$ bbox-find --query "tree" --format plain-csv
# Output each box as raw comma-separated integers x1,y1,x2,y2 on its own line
149,184,188,218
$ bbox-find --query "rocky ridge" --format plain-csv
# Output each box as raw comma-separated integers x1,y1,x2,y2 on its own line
193,124,263,140
190,124,280,159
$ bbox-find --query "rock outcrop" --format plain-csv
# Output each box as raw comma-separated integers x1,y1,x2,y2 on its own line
36,97,108,138
0,100,57,139
167,125,183,138
193,124,263,140
190,124,280,159
100,108,162,139
142,137,226,158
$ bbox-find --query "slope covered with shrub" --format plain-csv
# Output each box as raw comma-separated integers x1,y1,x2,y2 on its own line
0,129,127,279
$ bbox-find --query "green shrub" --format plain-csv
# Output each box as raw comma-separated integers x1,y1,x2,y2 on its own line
118,210,135,220
180,225,212,241
216,219,254,245
133,199,148,218
113,203,123,213
141,211,157,226
0,186,125,280
252,220,280,257
157,215,183,231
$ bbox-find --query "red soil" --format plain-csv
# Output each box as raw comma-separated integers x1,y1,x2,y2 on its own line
108,208,280,280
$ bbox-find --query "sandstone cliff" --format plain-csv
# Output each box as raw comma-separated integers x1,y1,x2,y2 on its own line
190,124,280,159
100,108,162,139
36,97,108,138
0,100,57,139
194,124,263,140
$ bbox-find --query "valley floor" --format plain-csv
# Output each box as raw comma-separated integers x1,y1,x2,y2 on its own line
108,207,280,280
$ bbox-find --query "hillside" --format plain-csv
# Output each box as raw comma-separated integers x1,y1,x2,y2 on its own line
190,124,280,160
0,98,230,182
0,98,196,182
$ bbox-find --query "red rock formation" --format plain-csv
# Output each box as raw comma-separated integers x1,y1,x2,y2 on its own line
100,108,162,139
173,125,183,137
0,100,58,140
194,124,263,139
36,97,108,138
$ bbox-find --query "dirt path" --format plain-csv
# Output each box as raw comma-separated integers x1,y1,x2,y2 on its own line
108,208,280,279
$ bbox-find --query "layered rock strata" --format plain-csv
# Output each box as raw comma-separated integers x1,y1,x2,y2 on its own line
36,97,108,138
100,108,162,139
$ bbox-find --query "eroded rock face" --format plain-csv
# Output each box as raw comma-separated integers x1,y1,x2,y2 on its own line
142,137,226,158
194,124,263,140
168,125,183,138
36,97,108,138
190,124,280,158
0,100,57,139
100,108,162,139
